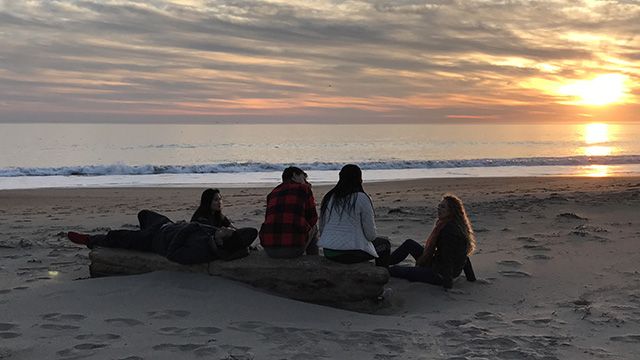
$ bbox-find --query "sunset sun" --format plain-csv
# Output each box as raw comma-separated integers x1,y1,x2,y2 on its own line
559,74,628,106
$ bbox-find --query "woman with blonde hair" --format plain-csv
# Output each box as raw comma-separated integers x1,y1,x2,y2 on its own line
388,194,476,289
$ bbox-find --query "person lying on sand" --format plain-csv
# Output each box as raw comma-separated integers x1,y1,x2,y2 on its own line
67,210,257,265
318,164,390,267
388,194,476,289
191,188,235,229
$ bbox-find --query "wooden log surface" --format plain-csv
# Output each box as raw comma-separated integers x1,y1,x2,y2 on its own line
89,248,390,312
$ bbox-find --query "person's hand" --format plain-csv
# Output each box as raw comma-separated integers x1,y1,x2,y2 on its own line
215,227,234,240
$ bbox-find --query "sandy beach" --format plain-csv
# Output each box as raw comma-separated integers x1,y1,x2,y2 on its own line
1,177,640,359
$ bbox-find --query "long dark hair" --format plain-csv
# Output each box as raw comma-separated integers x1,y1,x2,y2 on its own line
320,164,367,217
191,188,224,225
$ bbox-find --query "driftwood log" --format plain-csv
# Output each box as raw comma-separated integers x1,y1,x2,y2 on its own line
89,248,390,312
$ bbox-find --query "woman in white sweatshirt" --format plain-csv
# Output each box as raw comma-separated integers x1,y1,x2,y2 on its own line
318,164,390,267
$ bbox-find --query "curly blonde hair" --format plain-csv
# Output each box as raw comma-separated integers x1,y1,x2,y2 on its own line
443,194,476,255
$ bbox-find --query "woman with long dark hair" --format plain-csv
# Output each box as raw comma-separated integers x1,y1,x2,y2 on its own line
388,194,476,289
317,164,390,266
191,188,234,228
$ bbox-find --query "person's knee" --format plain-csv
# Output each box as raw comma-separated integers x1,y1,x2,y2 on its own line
373,236,391,249
404,239,419,247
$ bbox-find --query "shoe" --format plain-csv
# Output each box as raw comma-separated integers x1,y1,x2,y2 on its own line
67,231,90,246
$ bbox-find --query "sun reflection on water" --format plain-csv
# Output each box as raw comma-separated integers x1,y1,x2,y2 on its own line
579,164,610,177
584,123,608,144
582,123,614,157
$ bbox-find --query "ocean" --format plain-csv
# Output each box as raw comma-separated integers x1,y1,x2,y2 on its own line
2,122,640,189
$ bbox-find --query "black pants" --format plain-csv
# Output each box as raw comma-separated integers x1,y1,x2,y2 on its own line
89,210,172,251
388,239,476,284
324,237,391,267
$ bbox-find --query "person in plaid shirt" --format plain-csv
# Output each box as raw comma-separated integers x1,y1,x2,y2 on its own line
259,166,319,258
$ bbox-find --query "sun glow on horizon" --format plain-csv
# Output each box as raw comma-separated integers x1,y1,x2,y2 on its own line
559,74,628,106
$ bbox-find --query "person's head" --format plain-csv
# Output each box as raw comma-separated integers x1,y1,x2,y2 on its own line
440,194,476,255
282,166,307,183
338,164,362,188
321,164,366,216
200,188,222,213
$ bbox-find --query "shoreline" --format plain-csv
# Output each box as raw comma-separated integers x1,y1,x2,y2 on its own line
3,162,640,190
1,176,640,358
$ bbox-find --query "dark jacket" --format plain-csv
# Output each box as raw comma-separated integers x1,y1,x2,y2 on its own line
151,222,219,265
432,222,470,289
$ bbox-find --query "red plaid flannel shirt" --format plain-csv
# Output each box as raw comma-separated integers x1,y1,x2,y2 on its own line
259,181,318,248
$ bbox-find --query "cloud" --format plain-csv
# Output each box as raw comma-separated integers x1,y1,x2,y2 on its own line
0,0,639,123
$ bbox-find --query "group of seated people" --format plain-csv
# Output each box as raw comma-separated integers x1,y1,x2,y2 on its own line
68,164,476,289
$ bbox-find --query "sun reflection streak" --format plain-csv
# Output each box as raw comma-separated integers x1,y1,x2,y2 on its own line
584,123,608,144
580,165,610,177
584,145,612,156
582,123,615,157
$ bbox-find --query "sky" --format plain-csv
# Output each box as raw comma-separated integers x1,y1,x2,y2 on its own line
1,0,639,123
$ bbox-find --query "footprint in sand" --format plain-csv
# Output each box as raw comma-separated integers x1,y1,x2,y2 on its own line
499,270,531,278
444,319,472,327
474,311,503,321
147,310,190,320
527,254,552,260
512,318,553,327
218,345,255,360
104,318,144,327
610,334,640,343
556,212,587,220
0,332,21,339
57,343,107,358
497,260,523,267
516,236,537,243
522,244,551,251
157,327,222,336
40,324,80,330
42,313,86,322
0,323,17,331
152,343,203,352
75,333,121,341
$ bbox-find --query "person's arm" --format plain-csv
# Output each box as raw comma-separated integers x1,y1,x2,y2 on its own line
166,224,214,265
359,194,377,242
463,257,476,282
304,187,318,227
434,226,459,289
223,215,236,230
438,245,455,289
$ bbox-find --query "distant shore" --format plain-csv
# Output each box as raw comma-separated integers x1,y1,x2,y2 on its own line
1,176,640,359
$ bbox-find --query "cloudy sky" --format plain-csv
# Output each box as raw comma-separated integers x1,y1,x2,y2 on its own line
1,0,638,123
